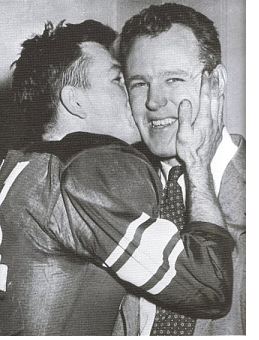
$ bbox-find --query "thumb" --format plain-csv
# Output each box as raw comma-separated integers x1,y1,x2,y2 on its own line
178,100,192,132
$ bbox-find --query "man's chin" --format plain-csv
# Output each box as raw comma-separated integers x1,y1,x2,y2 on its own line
148,145,177,159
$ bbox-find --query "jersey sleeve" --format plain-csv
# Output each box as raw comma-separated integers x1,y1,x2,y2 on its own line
60,146,234,318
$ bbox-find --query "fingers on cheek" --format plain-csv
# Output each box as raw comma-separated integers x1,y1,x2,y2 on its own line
177,129,193,144
210,95,219,117
198,118,212,132
201,71,210,94
211,75,220,98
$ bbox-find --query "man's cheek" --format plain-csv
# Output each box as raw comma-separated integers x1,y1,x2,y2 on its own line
179,86,200,123
171,86,191,107
129,93,138,106
131,106,142,124
130,99,144,118
129,97,137,113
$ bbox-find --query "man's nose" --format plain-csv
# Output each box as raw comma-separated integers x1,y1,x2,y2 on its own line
145,85,168,111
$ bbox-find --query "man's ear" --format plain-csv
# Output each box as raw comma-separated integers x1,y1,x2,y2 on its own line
60,85,86,119
213,64,227,95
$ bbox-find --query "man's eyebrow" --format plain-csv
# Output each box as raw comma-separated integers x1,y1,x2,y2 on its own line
127,74,146,82
158,69,190,77
127,69,190,82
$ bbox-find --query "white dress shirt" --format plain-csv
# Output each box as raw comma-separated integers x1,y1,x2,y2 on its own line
140,127,238,336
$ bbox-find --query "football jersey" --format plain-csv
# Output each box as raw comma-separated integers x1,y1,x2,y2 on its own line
0,132,234,335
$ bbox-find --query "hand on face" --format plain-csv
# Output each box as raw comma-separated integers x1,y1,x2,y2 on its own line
176,70,224,170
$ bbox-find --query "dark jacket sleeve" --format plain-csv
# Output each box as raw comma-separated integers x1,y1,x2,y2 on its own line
59,145,234,319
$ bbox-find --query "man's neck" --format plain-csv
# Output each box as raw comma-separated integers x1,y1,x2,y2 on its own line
42,106,89,142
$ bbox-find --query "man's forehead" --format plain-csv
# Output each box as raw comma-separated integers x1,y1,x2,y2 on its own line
134,24,198,48
126,24,202,76
165,23,198,44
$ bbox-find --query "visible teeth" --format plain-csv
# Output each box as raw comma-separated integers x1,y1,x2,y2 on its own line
152,118,176,127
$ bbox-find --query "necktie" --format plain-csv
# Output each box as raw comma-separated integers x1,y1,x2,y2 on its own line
150,166,196,336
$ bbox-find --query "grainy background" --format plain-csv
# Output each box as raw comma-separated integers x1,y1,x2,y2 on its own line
0,0,245,153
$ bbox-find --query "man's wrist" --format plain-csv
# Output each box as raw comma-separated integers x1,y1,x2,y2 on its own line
185,165,214,188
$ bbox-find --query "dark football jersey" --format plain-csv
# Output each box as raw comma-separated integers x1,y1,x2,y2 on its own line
0,132,234,335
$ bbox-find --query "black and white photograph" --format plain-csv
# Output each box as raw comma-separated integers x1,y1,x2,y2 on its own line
0,0,246,336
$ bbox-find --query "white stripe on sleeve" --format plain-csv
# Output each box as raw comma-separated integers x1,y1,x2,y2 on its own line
0,264,8,292
105,212,150,267
147,240,184,294
0,161,30,205
116,218,181,290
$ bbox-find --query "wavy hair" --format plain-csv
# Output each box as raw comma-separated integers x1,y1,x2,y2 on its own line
12,20,117,140
120,3,221,73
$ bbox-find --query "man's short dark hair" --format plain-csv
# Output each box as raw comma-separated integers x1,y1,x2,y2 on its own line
12,20,117,140
120,2,221,73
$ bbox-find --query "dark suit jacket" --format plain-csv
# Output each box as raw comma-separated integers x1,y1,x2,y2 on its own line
113,134,246,336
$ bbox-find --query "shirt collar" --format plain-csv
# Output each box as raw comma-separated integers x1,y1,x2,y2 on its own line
160,127,238,196
211,127,238,195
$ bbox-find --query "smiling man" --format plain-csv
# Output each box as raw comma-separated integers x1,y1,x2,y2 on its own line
120,2,245,336
126,24,212,160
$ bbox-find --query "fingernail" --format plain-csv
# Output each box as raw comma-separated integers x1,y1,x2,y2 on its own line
211,75,219,87
180,100,191,108
211,75,219,96
213,69,219,77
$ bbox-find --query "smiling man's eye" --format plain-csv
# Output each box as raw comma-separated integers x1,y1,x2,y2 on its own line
130,82,147,90
167,78,184,83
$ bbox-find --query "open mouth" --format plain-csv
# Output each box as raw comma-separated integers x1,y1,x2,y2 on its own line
151,118,177,128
